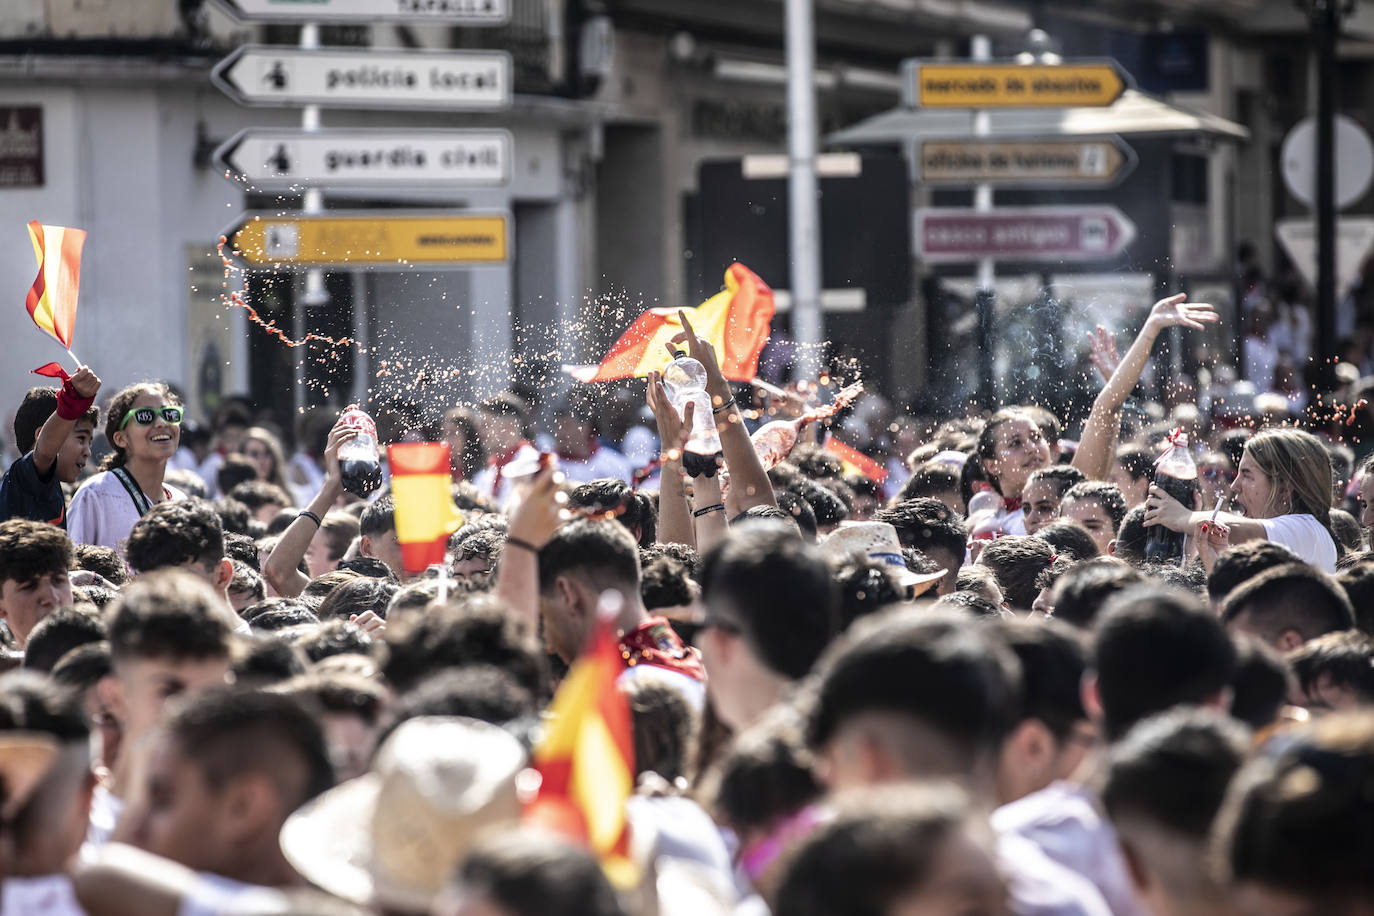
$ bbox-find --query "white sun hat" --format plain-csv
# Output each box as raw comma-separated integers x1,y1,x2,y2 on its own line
821,521,946,596
279,716,525,913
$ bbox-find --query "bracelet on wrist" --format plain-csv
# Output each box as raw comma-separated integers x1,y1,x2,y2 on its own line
298,510,323,528
692,503,726,518
712,397,737,415
505,536,541,554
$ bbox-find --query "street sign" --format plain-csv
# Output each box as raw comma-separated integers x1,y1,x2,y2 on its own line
918,137,1136,187
914,206,1138,263
212,46,512,111
212,0,508,25
1275,217,1374,299
1281,115,1374,210
224,212,510,268
906,60,1130,108
214,128,510,189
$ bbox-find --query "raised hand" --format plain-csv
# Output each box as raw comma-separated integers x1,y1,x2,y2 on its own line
1145,293,1219,334
646,370,696,462
69,366,101,400
505,464,566,550
1086,326,1120,383
668,310,727,398
321,419,359,491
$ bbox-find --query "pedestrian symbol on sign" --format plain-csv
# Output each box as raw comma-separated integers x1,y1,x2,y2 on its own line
264,224,300,258
263,61,289,91
266,144,292,176
1081,217,1108,252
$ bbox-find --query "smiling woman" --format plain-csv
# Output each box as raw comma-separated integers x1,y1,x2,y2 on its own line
66,382,187,559
969,408,1051,539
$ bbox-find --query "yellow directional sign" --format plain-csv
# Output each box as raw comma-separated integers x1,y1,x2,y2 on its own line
226,212,509,268
910,61,1129,108
920,137,1136,186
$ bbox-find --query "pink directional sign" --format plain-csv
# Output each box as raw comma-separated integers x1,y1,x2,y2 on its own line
914,206,1137,263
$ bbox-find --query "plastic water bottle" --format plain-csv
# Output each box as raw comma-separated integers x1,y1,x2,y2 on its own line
660,351,724,477
337,406,382,498
1144,430,1198,565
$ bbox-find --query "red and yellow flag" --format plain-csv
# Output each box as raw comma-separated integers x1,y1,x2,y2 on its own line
570,263,774,383
524,612,637,886
825,436,888,484
25,222,85,350
386,442,465,573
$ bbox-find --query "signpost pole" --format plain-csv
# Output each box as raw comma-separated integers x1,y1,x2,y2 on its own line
1313,0,1342,392
298,22,326,417
785,0,823,382
971,34,996,409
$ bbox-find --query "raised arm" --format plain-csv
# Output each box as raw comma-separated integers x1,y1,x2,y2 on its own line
33,366,100,475
671,310,778,514
263,419,353,597
496,465,564,638
1072,294,1218,481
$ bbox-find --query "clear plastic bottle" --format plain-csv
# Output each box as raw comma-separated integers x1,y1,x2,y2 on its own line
1144,430,1198,565
660,351,724,477
337,405,382,498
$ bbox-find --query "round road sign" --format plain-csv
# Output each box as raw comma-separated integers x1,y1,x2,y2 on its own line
1282,114,1374,211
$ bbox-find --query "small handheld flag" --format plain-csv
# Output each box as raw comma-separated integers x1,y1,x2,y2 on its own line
568,263,774,383
387,442,465,573
25,222,85,367
524,594,638,886
825,436,889,484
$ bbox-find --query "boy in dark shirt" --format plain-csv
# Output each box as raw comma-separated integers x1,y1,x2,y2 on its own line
0,366,100,526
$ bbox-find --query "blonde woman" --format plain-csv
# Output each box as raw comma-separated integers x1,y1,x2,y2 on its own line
1144,427,1339,571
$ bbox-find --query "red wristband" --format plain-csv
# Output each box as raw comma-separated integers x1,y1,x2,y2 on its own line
55,380,94,421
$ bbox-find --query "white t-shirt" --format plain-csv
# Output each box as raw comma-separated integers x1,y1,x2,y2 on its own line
1260,513,1338,572
67,471,186,559
993,782,1147,916
82,783,124,855
557,446,635,486
1,875,87,916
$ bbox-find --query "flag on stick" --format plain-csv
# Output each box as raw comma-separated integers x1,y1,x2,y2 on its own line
524,599,638,886
825,436,888,484
386,442,465,573
569,263,774,383
25,222,84,360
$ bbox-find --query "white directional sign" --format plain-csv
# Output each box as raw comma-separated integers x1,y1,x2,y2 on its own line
212,47,512,110
214,128,510,189
213,0,508,25
1275,217,1374,300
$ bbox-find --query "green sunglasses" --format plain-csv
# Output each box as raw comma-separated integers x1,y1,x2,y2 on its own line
118,406,183,431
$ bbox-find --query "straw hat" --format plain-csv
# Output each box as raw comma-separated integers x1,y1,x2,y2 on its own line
821,521,946,596
279,716,525,913
0,732,59,819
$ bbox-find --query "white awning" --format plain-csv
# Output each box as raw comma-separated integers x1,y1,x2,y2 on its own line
827,89,1250,145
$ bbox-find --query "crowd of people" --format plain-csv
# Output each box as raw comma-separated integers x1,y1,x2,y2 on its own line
0,294,1372,916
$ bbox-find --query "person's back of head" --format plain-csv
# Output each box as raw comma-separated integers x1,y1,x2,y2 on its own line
291,619,371,663
1034,519,1099,561
978,535,1053,611
378,595,548,698
22,606,105,673
316,577,398,622
1220,563,1355,652
898,461,962,507
805,609,1021,787
108,571,233,666
993,618,1090,804
1101,708,1250,915
776,487,820,541
1335,559,1374,635
358,495,395,541
125,498,226,575
567,479,656,548
773,784,1003,916
1329,508,1363,554
1049,557,1144,629
1228,635,1293,731
537,519,641,596
448,829,627,916
832,559,906,631
1215,712,1374,910
72,544,128,586
873,498,967,572
216,454,258,497
624,677,697,784
1113,506,1148,567
233,636,308,686
228,480,293,514
1091,586,1238,741
1206,540,1304,608
1287,630,1374,712
130,686,333,876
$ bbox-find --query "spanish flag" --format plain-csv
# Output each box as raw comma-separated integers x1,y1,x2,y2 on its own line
525,610,638,887
386,442,465,573
825,436,888,484
25,222,84,351
569,263,775,383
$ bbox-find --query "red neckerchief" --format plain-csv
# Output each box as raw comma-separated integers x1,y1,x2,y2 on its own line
485,440,530,498
1003,496,1022,512
618,617,706,683
555,435,600,464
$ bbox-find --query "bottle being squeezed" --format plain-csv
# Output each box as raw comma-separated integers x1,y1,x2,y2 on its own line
660,350,725,477
1144,429,1199,565
337,405,383,498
